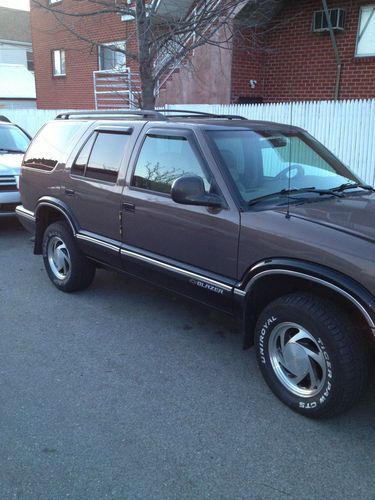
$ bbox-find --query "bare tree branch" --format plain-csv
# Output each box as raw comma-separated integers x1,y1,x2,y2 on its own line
31,0,281,108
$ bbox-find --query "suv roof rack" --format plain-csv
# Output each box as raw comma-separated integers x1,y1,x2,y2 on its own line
56,110,167,121
55,109,247,121
156,109,247,120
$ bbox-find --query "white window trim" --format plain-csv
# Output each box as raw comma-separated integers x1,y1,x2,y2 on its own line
52,49,66,77
98,41,127,71
355,4,375,57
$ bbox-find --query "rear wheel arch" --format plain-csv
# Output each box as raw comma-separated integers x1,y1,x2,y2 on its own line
34,202,77,254
42,220,95,292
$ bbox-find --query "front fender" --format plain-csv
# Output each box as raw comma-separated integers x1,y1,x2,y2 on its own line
236,258,375,348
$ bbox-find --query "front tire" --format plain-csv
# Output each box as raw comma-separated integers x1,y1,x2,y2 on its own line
42,221,96,292
254,293,368,418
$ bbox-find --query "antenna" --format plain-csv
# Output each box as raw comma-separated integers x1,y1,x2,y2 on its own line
286,100,294,220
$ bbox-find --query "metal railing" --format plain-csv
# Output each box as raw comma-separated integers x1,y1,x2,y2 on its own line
93,69,141,110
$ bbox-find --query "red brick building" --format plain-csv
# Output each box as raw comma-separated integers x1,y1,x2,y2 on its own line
30,0,375,108
230,0,375,103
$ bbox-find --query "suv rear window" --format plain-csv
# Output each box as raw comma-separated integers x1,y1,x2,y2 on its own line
24,121,85,171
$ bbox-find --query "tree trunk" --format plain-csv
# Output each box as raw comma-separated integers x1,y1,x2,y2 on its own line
140,69,156,109
135,0,155,109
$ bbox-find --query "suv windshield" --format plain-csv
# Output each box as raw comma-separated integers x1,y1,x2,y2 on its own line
0,125,30,153
208,129,359,204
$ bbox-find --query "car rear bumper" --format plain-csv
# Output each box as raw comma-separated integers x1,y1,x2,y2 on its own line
15,205,35,233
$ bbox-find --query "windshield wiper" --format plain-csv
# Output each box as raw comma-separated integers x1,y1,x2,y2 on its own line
248,187,342,206
281,187,344,197
332,182,375,193
0,148,25,154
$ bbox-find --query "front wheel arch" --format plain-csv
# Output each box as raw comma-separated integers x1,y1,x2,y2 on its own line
254,292,369,417
242,273,374,349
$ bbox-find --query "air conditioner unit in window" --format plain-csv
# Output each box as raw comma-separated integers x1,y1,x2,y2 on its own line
312,8,345,33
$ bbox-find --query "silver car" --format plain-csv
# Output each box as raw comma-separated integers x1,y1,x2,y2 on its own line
0,117,31,215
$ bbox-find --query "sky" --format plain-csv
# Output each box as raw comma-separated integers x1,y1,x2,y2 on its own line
0,0,30,10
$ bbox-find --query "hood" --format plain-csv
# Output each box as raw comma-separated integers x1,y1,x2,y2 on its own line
278,192,375,243
0,152,23,176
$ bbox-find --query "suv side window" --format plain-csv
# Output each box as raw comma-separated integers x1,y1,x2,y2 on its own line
72,133,96,176
72,131,129,183
132,135,210,194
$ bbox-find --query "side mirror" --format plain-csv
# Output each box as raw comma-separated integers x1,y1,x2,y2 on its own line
171,175,223,208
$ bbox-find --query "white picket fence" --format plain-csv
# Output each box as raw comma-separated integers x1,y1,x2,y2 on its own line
166,100,375,186
2,99,375,185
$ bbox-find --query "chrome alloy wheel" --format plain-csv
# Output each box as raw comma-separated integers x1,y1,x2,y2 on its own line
268,322,327,397
47,236,72,281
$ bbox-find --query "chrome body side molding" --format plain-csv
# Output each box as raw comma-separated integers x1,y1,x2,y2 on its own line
76,232,120,254
15,205,35,222
120,247,233,292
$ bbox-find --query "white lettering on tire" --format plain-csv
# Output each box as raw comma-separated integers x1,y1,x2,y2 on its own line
258,316,277,364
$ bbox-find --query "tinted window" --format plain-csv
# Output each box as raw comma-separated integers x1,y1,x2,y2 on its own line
132,135,209,194
0,125,30,153
85,132,128,183
71,133,97,176
24,121,85,171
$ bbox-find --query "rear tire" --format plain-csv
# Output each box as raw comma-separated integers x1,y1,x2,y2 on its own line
42,221,96,292
254,293,368,418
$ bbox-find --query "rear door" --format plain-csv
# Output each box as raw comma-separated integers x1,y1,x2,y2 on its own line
62,123,141,266
120,126,240,311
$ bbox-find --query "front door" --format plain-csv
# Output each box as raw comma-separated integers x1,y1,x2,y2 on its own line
120,127,240,310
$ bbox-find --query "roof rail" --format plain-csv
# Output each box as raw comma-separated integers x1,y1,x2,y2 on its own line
55,110,167,120
156,108,247,120
55,109,247,121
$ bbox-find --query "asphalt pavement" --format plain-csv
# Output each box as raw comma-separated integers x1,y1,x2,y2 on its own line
0,217,374,499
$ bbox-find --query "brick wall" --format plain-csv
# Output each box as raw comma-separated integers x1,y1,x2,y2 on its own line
231,27,265,103
231,0,375,103
32,0,375,107
31,0,139,109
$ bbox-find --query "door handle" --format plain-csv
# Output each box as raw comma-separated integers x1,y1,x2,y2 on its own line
122,202,135,213
65,188,75,196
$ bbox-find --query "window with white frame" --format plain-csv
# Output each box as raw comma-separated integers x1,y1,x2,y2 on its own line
27,51,34,72
52,49,66,76
356,5,375,56
98,42,126,71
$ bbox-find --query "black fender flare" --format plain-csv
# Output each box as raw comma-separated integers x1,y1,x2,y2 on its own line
34,197,79,253
235,258,375,348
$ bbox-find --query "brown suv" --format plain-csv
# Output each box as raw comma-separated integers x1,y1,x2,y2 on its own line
16,109,375,418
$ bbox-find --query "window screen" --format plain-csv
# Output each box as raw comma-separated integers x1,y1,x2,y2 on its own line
132,135,209,194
